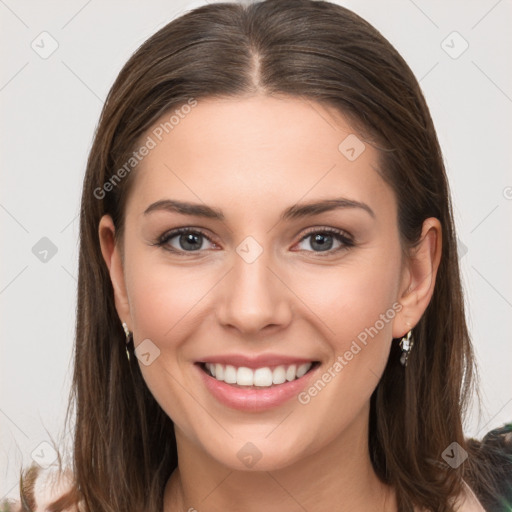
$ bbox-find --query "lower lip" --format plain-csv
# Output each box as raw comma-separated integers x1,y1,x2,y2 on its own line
195,363,319,412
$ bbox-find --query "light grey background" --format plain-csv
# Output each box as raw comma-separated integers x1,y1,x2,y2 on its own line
1,0,511,501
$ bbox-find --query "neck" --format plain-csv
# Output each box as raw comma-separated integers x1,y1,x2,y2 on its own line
163,410,396,512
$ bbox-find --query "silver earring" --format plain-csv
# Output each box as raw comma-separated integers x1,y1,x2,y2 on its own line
122,322,131,362
399,330,414,367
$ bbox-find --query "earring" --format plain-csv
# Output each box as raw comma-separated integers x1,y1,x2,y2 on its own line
122,322,131,362
399,329,414,367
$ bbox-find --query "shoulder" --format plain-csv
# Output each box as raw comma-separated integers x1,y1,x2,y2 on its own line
451,481,487,512
2,465,83,512
34,466,82,511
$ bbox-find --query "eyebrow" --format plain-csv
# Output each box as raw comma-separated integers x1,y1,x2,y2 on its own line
143,197,375,221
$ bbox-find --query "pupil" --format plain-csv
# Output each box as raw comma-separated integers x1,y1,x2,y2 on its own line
312,233,333,251
181,233,201,251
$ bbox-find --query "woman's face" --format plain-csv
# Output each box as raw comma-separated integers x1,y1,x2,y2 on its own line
102,95,416,471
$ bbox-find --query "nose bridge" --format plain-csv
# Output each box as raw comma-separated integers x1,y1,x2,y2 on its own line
216,238,291,334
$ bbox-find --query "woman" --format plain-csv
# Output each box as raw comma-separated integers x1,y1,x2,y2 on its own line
5,0,512,510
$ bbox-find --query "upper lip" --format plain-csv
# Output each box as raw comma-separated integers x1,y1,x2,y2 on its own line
197,354,319,369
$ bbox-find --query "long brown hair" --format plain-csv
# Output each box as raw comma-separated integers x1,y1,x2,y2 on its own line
10,1,502,510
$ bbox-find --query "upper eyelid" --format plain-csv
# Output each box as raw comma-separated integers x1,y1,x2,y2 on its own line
158,227,217,244
300,226,352,239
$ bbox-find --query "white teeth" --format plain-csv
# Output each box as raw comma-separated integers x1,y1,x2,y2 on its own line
224,365,237,384
286,364,297,381
204,362,314,387
272,365,286,385
237,367,254,386
296,363,311,378
254,367,273,387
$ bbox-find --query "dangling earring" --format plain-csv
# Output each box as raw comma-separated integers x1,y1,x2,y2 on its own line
399,329,414,367
122,322,132,362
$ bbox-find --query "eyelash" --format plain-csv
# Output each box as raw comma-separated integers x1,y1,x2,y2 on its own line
153,226,355,257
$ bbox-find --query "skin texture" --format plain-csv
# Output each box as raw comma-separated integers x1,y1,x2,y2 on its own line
99,95,442,511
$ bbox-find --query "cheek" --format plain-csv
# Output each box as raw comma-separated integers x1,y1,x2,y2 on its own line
126,258,216,342
299,252,401,348
124,260,212,426
293,256,400,422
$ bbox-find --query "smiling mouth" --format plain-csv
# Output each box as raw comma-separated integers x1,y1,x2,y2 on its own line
197,361,320,388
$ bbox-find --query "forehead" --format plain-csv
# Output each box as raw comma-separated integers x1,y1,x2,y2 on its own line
126,95,396,223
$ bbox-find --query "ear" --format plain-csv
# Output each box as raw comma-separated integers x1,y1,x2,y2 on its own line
392,217,442,339
98,214,132,331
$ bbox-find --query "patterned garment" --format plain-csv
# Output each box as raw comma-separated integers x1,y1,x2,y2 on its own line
467,422,512,511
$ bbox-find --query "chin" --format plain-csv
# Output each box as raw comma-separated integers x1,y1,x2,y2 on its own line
201,435,312,473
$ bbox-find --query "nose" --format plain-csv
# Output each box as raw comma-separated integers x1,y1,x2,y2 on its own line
215,245,293,337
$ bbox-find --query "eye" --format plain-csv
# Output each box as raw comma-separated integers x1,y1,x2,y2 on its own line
294,227,354,255
154,228,217,254
153,226,354,256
